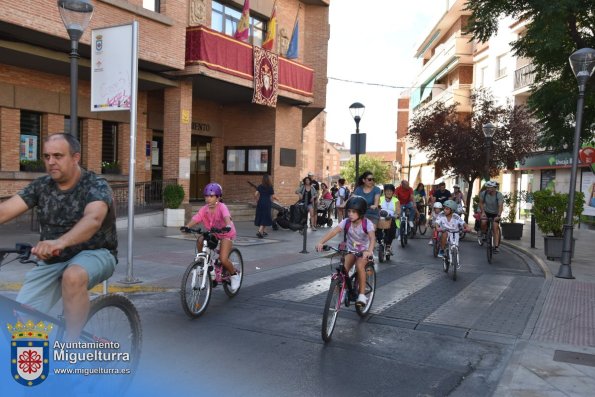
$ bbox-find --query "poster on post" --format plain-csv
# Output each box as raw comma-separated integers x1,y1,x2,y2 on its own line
91,24,133,112
581,170,595,217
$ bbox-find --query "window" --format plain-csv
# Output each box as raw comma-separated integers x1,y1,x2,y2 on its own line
224,146,271,174
479,66,488,87
102,122,118,164
142,0,160,12
496,54,508,79
20,111,42,161
211,0,266,46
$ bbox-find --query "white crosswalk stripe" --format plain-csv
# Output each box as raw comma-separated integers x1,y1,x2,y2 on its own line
265,275,330,301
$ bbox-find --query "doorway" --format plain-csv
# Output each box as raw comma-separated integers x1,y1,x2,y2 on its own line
190,135,212,201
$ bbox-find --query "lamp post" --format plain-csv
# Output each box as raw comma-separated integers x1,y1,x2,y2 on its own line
557,47,595,279
407,147,414,181
349,102,365,180
482,122,496,181
58,0,94,137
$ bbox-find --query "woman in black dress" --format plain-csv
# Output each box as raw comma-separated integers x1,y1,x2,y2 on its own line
254,174,277,238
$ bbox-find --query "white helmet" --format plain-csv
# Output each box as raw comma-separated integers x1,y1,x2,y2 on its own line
433,202,443,209
485,181,498,188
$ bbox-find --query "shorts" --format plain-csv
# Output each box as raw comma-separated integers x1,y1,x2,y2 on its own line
16,249,117,314
482,212,500,222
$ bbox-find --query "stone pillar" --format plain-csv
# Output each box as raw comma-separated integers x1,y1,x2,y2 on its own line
164,80,192,203
81,118,102,173
0,107,20,172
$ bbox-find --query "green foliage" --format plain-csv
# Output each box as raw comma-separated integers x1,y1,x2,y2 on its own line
465,0,595,150
340,155,391,185
502,190,529,223
101,161,120,170
20,159,45,172
532,189,585,237
163,184,185,209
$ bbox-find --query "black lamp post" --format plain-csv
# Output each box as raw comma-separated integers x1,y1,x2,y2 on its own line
557,47,595,279
482,122,496,181
58,0,94,137
349,102,365,180
407,147,414,181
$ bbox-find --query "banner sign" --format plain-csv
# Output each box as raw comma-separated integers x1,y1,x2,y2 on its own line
252,46,279,107
582,170,595,216
91,24,134,111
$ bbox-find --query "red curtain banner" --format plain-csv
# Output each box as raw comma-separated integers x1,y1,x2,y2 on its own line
252,46,279,107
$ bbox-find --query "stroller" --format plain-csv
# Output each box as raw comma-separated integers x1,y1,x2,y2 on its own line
316,198,335,228
272,201,308,231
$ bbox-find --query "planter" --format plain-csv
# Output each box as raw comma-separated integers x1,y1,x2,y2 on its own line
101,168,120,175
163,208,185,227
543,236,576,261
501,222,523,240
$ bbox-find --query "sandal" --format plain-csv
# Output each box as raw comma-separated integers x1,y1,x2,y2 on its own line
263,232,268,236
256,232,264,238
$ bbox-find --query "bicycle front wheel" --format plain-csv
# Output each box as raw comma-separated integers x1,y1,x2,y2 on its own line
378,244,385,263
486,229,493,264
223,248,244,297
83,294,142,390
181,258,212,318
321,278,342,342
355,263,376,317
451,246,459,281
401,224,408,247
418,220,427,236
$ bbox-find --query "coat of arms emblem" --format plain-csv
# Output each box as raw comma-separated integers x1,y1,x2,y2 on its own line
8,320,53,387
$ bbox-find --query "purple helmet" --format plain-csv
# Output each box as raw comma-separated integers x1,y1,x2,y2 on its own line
203,182,223,197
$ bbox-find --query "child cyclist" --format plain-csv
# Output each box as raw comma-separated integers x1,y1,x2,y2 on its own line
436,200,470,258
378,184,400,255
428,201,444,246
181,183,241,291
315,196,376,308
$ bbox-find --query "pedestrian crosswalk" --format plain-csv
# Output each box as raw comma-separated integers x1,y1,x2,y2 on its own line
252,258,542,338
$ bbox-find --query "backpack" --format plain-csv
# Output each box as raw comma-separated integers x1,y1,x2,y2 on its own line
340,186,350,201
343,218,369,242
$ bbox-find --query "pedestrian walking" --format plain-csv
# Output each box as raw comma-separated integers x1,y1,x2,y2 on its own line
254,174,277,238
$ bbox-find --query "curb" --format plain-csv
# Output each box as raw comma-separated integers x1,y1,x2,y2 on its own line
499,239,552,280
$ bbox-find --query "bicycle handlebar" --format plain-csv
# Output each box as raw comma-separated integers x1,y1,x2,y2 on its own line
322,245,369,258
180,226,231,235
0,243,35,265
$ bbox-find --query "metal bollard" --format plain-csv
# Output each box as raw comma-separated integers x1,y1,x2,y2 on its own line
300,223,309,253
530,213,536,248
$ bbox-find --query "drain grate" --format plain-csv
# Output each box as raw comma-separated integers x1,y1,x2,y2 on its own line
553,350,595,367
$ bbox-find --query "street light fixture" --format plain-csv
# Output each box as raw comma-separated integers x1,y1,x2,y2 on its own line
557,47,595,279
407,147,414,181
349,102,365,180
482,122,496,181
58,0,94,138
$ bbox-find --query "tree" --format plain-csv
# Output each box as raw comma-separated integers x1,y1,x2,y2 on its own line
465,0,595,150
408,89,538,220
341,155,391,186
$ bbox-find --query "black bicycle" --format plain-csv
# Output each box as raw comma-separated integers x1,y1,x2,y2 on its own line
0,243,142,392
399,206,415,247
415,204,428,236
376,214,395,262
320,245,376,342
480,217,500,264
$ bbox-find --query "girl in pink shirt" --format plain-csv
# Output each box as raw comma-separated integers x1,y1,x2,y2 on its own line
183,183,240,291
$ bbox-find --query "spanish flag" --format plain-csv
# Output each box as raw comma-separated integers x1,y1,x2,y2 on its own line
262,6,277,51
234,0,250,42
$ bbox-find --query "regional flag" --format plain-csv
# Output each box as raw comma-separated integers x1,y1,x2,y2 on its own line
234,0,250,42
286,20,299,59
262,6,277,51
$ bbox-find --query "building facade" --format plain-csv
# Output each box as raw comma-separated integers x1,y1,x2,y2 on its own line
0,0,330,207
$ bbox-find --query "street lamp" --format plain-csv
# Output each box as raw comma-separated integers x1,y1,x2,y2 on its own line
349,102,365,180
482,122,496,181
557,47,595,279
407,147,414,181
58,0,94,138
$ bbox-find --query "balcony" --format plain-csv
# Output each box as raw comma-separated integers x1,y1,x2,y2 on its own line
417,35,473,85
514,63,536,91
184,26,314,104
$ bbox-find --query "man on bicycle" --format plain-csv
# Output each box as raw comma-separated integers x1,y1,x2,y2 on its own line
0,133,117,341
479,180,504,253
395,180,419,229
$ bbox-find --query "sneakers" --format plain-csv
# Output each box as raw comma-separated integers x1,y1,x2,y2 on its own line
438,249,445,258
428,240,433,245
386,245,392,255
230,273,241,291
356,294,368,307
494,246,500,253
409,221,415,228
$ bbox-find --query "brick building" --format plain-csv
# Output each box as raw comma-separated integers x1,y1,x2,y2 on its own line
0,0,330,207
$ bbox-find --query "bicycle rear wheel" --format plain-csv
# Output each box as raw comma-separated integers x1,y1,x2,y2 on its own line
180,258,212,318
223,248,244,297
378,243,385,263
433,237,439,257
417,219,427,235
355,263,376,317
321,278,342,342
81,294,142,392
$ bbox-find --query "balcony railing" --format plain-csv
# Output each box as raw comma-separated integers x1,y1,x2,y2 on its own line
111,179,178,218
185,26,314,98
514,64,536,90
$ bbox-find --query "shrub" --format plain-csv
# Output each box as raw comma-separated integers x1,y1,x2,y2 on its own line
502,190,529,223
532,190,584,237
163,184,185,209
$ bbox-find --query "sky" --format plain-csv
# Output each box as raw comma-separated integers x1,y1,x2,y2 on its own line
325,0,445,152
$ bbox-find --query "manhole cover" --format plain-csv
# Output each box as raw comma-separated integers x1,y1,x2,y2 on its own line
553,350,595,367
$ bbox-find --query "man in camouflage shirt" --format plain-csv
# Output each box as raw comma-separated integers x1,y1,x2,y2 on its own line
0,133,117,340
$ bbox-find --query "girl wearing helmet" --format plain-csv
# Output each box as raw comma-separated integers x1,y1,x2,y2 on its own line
428,202,444,245
378,184,399,254
435,200,469,258
316,196,376,308
183,182,241,291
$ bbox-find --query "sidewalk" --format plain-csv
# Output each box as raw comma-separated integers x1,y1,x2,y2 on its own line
493,223,595,396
